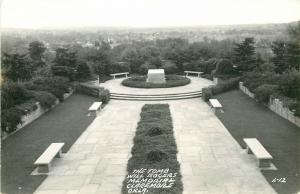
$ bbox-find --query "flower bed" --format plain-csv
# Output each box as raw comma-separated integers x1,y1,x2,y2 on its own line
122,104,183,194
121,75,190,88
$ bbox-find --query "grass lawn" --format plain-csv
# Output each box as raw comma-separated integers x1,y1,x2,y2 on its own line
122,104,183,194
1,93,98,194
215,89,300,194
122,75,190,88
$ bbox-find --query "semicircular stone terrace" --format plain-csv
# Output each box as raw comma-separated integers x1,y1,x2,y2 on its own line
100,77,215,101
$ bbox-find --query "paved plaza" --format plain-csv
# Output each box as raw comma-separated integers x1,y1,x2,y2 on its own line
34,77,276,194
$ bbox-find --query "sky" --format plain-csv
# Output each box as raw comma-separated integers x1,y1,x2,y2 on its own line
1,0,300,29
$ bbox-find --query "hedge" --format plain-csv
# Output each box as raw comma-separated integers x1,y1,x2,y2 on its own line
31,91,57,109
254,84,279,104
202,77,241,101
76,83,110,103
1,108,23,133
122,75,190,88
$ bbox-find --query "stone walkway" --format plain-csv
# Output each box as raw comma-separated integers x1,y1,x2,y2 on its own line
34,77,276,194
100,77,213,94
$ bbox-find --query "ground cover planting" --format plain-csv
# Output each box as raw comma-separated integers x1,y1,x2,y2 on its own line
122,104,183,194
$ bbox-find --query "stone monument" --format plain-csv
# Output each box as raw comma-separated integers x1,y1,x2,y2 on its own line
146,69,166,84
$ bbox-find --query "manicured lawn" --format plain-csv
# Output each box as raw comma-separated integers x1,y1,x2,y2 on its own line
122,104,183,194
122,75,190,88
1,93,97,194
215,90,300,194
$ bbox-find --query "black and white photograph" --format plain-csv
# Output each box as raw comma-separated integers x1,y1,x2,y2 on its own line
1,0,300,194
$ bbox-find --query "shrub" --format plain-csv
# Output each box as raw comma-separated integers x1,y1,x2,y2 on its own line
211,77,241,95
31,91,57,109
15,100,38,115
202,87,213,102
76,62,91,80
1,82,33,110
28,76,71,101
139,63,157,75
121,75,190,88
1,108,23,133
199,58,218,74
243,71,280,92
254,84,279,103
147,127,164,136
202,77,240,102
99,88,110,104
51,65,75,80
110,62,130,74
77,83,101,97
213,59,236,76
146,150,168,162
278,69,300,100
162,61,178,74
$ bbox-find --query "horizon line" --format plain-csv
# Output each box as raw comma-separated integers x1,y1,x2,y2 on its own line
1,20,298,31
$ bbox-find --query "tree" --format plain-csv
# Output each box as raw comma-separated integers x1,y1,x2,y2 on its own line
53,48,77,68
52,48,77,79
29,41,46,61
29,41,47,70
213,59,236,76
76,62,91,79
233,37,257,72
88,48,112,76
2,53,33,81
271,41,300,73
121,48,144,73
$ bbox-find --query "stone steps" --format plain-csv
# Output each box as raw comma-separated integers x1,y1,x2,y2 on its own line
110,91,202,101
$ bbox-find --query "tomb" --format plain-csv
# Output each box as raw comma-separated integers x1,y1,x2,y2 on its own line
146,69,166,84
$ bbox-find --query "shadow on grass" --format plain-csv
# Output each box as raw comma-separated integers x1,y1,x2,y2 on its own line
215,89,300,194
1,94,98,194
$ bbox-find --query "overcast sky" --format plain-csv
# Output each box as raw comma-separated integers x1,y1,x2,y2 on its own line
1,0,300,28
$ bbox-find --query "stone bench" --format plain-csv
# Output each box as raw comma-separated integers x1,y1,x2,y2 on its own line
209,99,223,113
244,138,273,168
88,102,102,116
34,143,65,173
184,71,203,77
110,72,129,79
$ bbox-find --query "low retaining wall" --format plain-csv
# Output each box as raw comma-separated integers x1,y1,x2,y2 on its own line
2,90,74,139
239,82,255,98
239,82,300,127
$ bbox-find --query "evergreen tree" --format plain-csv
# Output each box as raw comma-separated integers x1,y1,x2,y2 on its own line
233,37,257,72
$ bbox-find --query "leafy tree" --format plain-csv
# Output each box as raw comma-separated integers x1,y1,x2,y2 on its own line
233,37,257,72
2,53,33,81
52,48,77,79
271,41,300,73
148,57,162,68
213,59,236,76
89,48,112,76
29,41,46,61
76,62,91,79
278,69,300,99
121,48,144,73
53,48,77,67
